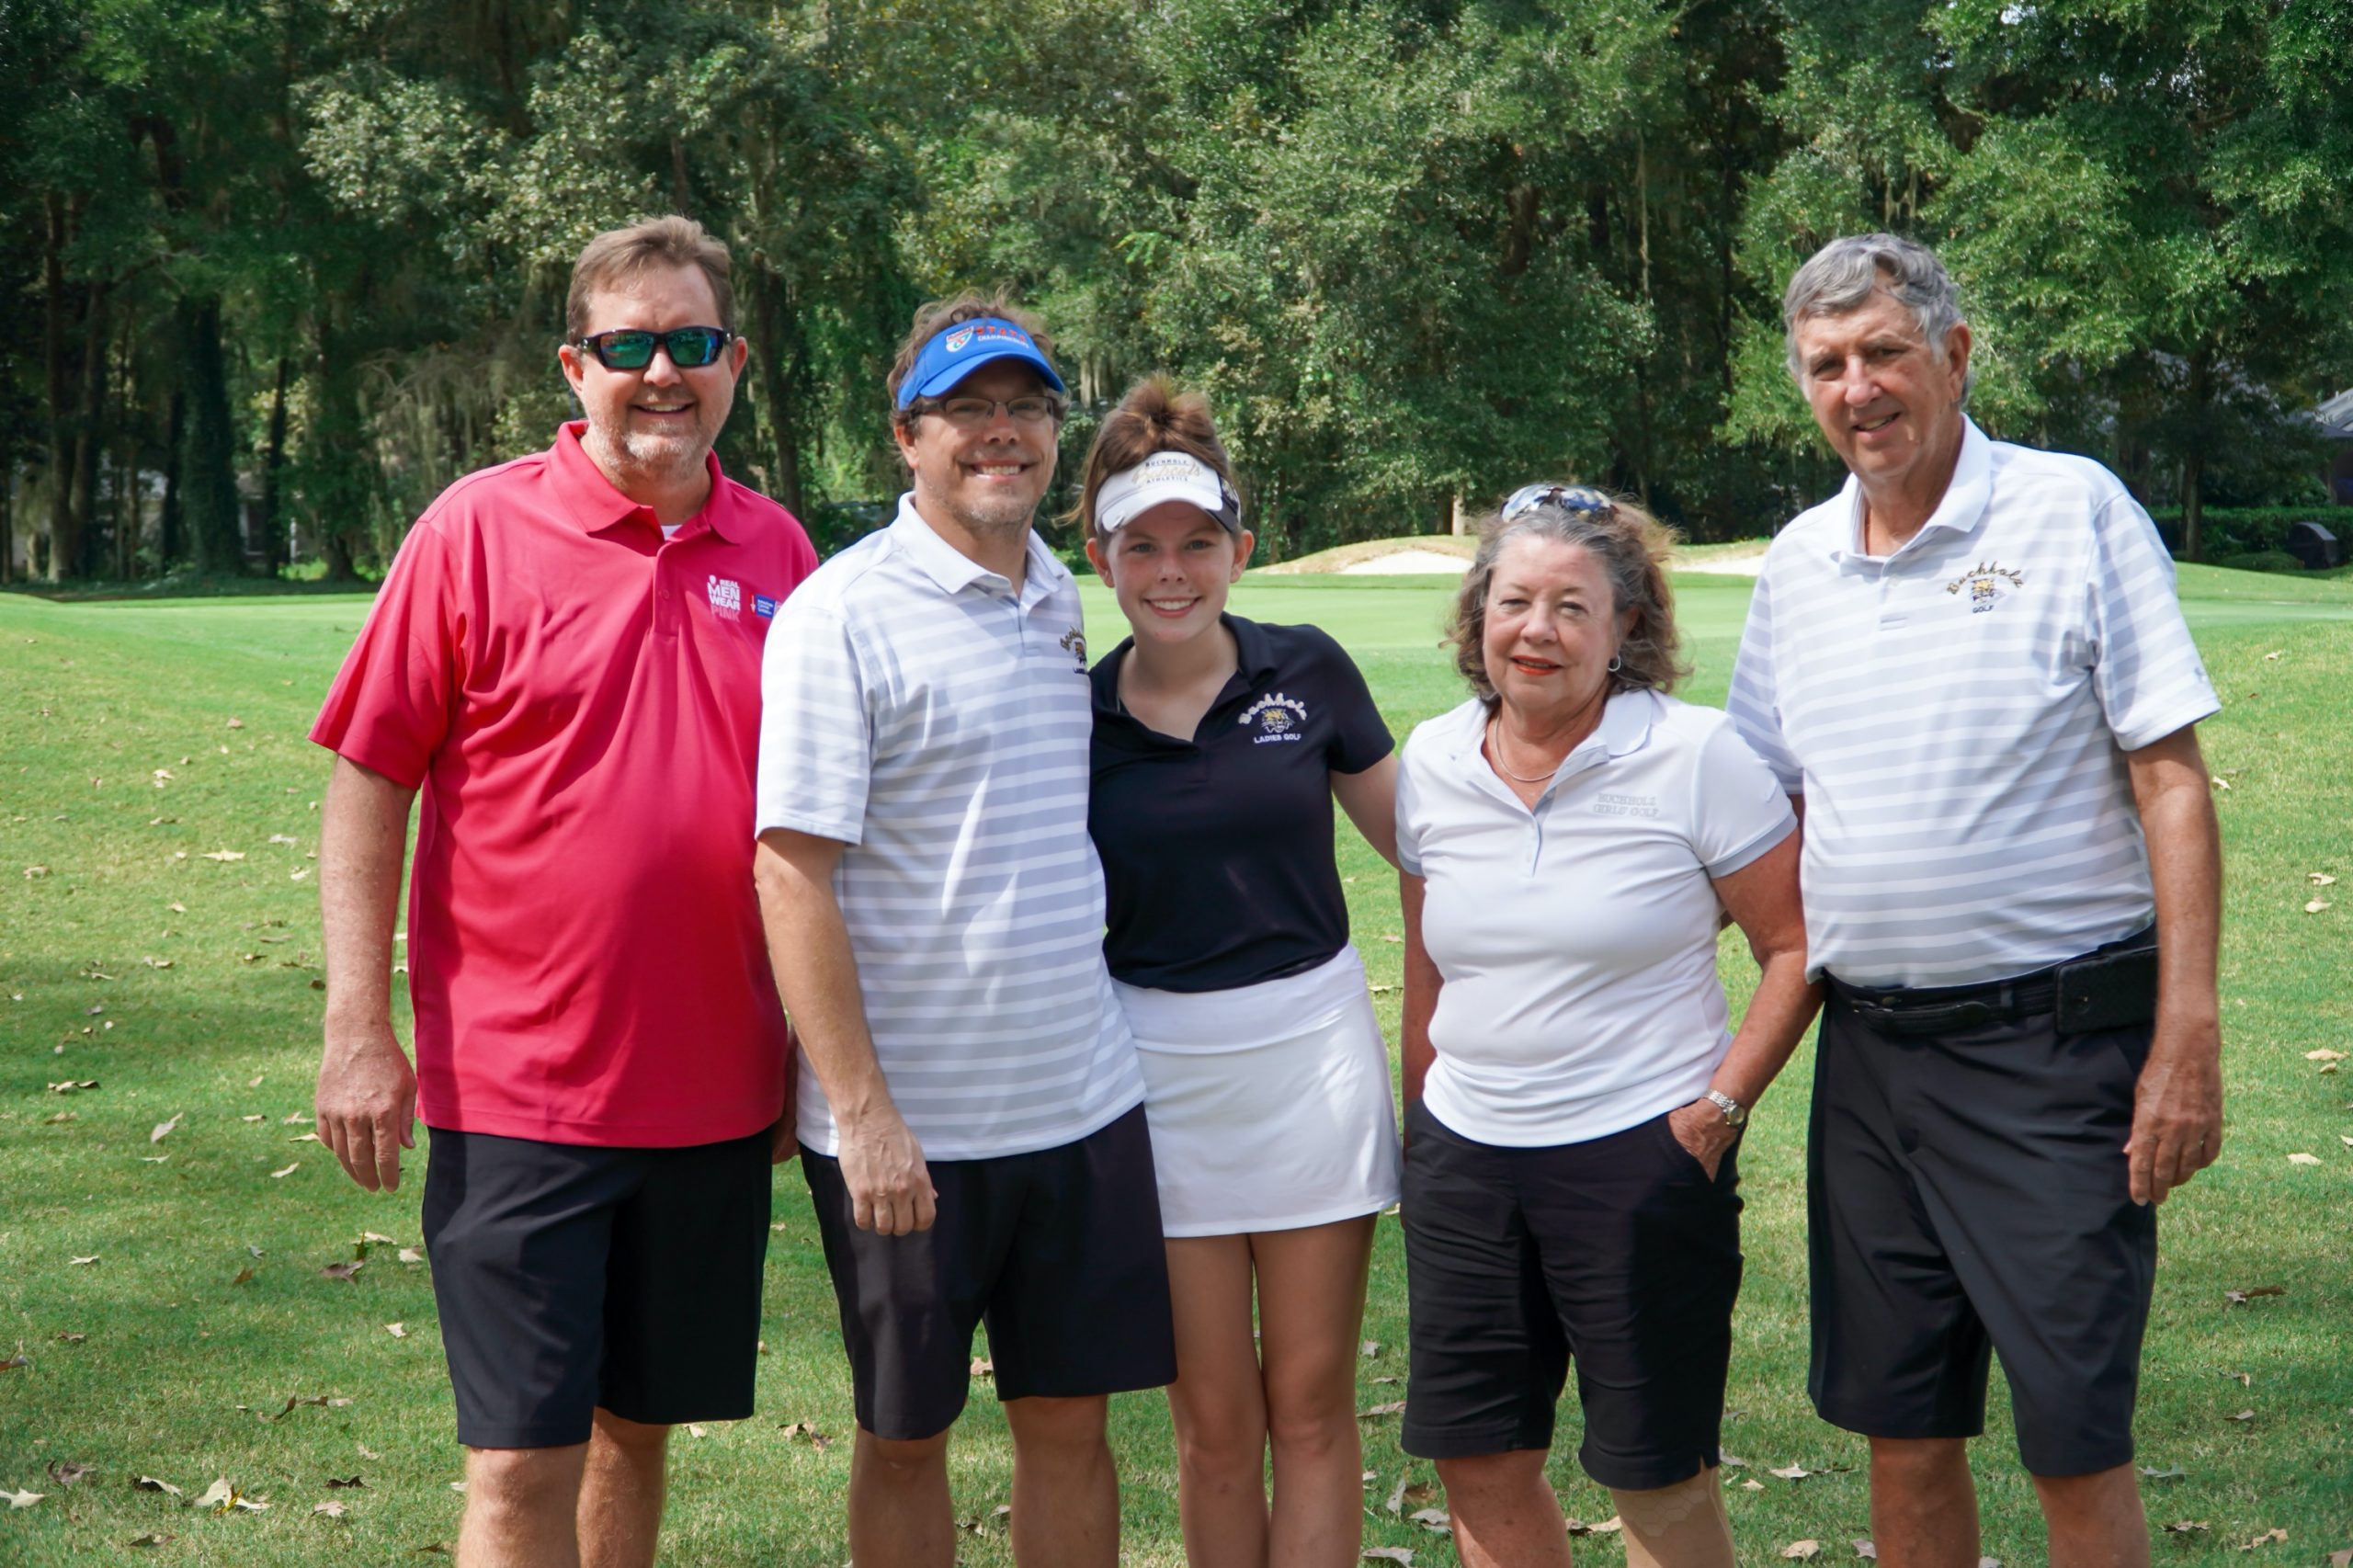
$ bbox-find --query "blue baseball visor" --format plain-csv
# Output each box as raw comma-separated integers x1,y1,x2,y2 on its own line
896,317,1067,408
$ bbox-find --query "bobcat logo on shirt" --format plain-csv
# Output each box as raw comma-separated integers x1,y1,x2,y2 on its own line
1060,626,1087,671
1946,561,2024,613
1240,692,1309,744
707,575,743,618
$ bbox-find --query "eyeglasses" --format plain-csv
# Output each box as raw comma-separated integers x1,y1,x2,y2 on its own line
915,394,1067,428
1501,483,1614,521
574,326,735,371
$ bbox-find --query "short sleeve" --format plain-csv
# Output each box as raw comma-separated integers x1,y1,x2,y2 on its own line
309,520,460,789
2085,496,2220,750
1313,631,1393,775
1725,565,1803,795
1687,718,1797,879
755,597,872,844
1393,731,1427,877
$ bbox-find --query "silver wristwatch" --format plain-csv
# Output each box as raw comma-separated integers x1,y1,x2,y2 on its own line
1703,1089,1747,1128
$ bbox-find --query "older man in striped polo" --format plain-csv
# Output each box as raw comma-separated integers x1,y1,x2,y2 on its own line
1726,233,2223,1568
750,290,1174,1568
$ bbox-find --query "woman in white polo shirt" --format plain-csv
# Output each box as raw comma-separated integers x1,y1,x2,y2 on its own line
1395,484,1818,1568
1078,378,1402,1568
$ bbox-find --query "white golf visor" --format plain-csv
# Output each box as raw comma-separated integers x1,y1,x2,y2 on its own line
1094,450,1242,534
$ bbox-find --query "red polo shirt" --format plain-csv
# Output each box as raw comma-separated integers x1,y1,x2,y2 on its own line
313,422,818,1146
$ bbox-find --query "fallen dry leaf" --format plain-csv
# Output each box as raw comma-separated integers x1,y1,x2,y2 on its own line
397,1247,425,1265
1362,1551,1415,1565
2163,1520,2210,1533
384,1323,406,1339
2222,1286,2285,1305
2227,1409,2256,1423
2304,900,2331,915
49,1079,98,1093
46,1460,90,1487
4,1487,43,1508
1782,1543,1822,1562
1357,1401,1406,1420
134,1477,182,1495
1742,1477,1765,1491
319,1261,362,1282
1769,1463,1814,1481
0,1352,28,1374
2221,1369,2252,1386
2326,1550,2351,1568
325,1476,366,1490
290,1132,322,1144
42,1111,74,1125
190,1478,233,1510
2287,1153,2323,1166
69,1255,98,1267
268,1394,355,1419
313,1500,347,1518
1409,1506,1451,1534
1855,1543,1878,1560
2242,1528,2287,1550
2313,873,2338,886
2140,1464,2188,1480
125,1532,175,1547
151,1112,183,1143
687,1425,708,1438
777,1420,833,1450
1362,1339,1381,1358
201,849,246,862
272,1163,301,1179
969,1357,993,1378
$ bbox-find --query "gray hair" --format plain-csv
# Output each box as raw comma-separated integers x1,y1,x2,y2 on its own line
1781,233,1972,403
1443,492,1688,706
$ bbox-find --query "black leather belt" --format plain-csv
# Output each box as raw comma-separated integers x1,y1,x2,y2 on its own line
1826,971,2062,1038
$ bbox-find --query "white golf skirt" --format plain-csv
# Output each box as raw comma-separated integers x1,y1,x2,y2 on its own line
1113,945,1403,1238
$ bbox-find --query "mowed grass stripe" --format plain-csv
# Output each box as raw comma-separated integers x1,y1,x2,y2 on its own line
1,567,2347,1565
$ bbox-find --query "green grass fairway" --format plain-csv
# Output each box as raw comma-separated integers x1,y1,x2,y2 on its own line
4,564,2350,1564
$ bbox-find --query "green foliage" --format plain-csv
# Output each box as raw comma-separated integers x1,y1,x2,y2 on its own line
4,0,2350,583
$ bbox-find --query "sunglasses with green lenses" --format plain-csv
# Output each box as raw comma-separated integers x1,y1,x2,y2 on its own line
574,326,736,371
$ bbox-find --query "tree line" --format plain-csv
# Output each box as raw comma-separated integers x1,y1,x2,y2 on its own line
5,0,2349,583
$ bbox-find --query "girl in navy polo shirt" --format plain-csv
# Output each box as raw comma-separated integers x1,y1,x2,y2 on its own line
1077,378,1401,1568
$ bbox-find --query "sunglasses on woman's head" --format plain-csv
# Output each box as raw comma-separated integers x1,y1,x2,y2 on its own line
1501,483,1614,522
574,326,735,371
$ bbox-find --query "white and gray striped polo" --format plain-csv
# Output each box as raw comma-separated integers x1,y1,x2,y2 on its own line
755,496,1144,1160
1726,419,2219,988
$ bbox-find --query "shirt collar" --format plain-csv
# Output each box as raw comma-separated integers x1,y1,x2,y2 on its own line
1827,415,1993,574
549,420,739,542
890,493,1068,604
1446,687,1658,783
1091,614,1279,726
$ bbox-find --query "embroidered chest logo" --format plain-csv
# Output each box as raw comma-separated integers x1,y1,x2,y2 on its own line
707,575,743,618
1059,626,1087,671
1240,692,1309,744
1593,791,1660,818
753,594,778,619
1945,561,2025,613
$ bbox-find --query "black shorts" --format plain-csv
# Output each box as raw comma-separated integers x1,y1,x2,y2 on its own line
801,1104,1176,1442
419,1126,772,1449
1398,1100,1743,1490
1807,990,2157,1477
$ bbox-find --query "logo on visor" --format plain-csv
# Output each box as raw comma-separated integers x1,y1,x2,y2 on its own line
707,575,742,618
1241,692,1308,744
945,326,976,353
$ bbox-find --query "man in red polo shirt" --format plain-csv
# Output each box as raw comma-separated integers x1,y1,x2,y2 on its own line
311,215,816,1568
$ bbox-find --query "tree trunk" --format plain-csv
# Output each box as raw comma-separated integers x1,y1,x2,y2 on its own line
43,192,77,584
1,461,15,585
159,389,185,569
2179,350,2209,562
179,294,244,574
750,263,806,517
258,356,291,574
67,283,109,579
